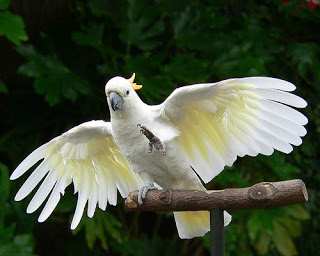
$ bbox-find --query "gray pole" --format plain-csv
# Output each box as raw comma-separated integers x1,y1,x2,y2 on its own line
210,208,224,256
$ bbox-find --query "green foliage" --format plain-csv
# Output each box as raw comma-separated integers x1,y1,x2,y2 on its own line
0,0,10,10
0,11,27,45
0,0,319,255
17,45,90,105
119,0,165,51
0,163,35,256
112,236,180,256
0,82,7,93
0,233,34,256
78,211,123,250
0,0,27,45
0,163,10,224
247,206,309,256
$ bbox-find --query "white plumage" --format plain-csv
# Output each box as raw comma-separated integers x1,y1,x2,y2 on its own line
10,75,307,239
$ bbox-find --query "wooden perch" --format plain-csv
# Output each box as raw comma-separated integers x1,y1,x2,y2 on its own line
125,179,308,212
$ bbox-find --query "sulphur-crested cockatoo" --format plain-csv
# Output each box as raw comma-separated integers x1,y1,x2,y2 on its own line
10,74,308,239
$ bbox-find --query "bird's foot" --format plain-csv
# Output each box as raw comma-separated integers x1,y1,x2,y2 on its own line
153,141,166,156
138,183,158,205
137,123,166,156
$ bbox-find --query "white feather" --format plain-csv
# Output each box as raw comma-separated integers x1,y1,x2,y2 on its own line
253,89,307,108
10,143,48,180
252,124,293,154
71,169,89,229
254,115,302,146
87,187,97,218
38,177,65,222
238,77,296,91
71,190,87,230
235,117,274,156
107,182,117,206
252,107,307,137
14,160,50,201
258,99,308,126
230,121,260,156
27,170,58,213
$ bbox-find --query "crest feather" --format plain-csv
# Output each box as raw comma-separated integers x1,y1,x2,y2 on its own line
127,73,142,91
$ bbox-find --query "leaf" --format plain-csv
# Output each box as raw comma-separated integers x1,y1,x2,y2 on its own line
247,210,274,241
80,211,123,251
88,0,109,17
0,234,34,256
286,205,310,220
164,55,210,83
0,82,8,93
101,212,123,243
277,217,301,238
119,0,164,51
112,236,179,256
0,162,9,202
288,43,319,78
17,45,90,105
272,221,297,256
72,23,104,50
0,0,10,10
265,154,299,179
255,232,271,255
0,162,9,225
0,11,28,45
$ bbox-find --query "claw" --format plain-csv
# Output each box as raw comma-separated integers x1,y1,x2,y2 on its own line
137,124,145,134
138,183,157,205
148,143,153,153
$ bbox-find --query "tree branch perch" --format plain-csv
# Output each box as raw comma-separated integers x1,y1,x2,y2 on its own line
125,179,308,211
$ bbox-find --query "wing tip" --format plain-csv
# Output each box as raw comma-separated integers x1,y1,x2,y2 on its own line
26,204,36,214
294,97,308,109
38,215,47,223
70,220,79,230
10,172,18,180
14,193,25,202
10,167,27,180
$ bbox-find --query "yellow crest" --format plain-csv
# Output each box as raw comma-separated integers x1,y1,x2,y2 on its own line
128,73,142,91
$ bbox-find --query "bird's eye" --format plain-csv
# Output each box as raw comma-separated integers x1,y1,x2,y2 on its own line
126,90,130,96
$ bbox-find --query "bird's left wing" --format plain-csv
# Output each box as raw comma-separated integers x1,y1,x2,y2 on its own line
158,77,308,183
10,120,142,229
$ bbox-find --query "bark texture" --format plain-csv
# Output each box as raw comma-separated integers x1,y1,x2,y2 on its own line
125,179,308,211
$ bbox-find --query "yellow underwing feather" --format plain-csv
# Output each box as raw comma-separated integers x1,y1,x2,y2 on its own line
161,77,308,183
11,121,142,229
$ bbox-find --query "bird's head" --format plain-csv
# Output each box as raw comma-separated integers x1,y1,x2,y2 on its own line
105,73,142,112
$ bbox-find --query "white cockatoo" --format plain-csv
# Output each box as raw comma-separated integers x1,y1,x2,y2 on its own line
10,74,308,239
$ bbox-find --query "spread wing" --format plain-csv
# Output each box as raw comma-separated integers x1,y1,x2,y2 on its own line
10,120,142,229
159,77,308,183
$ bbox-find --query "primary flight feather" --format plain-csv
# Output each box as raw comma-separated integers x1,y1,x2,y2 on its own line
10,74,307,238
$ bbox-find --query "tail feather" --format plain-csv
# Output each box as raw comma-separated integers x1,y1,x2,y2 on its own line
174,211,232,239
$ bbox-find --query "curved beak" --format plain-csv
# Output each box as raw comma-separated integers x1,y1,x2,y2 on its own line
110,92,124,111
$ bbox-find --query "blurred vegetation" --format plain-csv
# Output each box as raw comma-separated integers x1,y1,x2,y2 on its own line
0,0,319,255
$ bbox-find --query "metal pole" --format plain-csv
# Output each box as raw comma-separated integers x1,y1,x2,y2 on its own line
210,208,224,256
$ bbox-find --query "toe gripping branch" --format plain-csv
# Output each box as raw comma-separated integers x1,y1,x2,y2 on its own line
137,124,166,155
137,183,158,205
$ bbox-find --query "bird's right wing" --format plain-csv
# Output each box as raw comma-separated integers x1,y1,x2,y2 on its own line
10,120,142,229
158,77,308,183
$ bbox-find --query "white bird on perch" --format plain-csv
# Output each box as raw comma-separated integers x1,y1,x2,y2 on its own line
10,74,308,239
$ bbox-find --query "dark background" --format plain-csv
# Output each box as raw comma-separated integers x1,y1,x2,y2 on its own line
0,0,319,255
